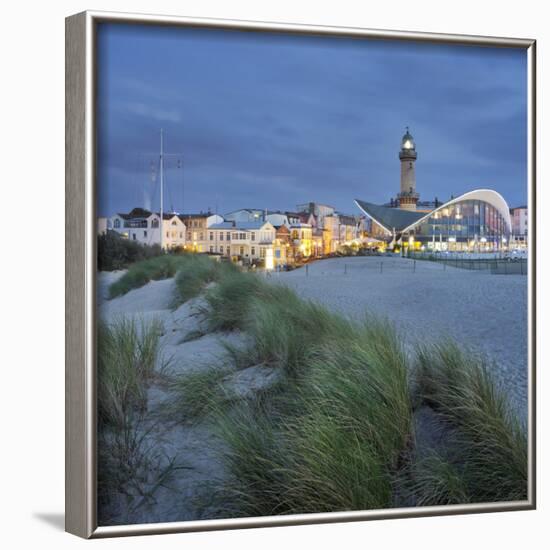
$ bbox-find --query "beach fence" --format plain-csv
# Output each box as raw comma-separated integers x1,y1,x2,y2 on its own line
409,253,527,275
299,258,422,276
290,255,527,277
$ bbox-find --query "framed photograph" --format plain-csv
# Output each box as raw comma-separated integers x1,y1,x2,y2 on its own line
65,10,536,538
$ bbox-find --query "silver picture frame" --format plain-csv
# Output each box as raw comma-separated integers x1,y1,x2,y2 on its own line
65,10,537,539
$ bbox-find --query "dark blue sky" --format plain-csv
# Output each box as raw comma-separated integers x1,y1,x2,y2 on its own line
97,23,527,217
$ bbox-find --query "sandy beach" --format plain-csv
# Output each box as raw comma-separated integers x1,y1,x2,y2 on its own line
275,256,528,418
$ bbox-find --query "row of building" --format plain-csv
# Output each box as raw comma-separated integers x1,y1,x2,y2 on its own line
99,128,528,262
99,204,366,268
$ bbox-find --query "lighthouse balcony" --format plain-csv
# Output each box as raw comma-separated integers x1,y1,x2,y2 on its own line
399,150,417,161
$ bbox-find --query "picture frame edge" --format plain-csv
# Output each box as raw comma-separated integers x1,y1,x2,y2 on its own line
65,10,95,539
64,10,537,539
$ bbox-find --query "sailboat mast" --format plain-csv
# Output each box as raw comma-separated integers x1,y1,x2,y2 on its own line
160,128,164,250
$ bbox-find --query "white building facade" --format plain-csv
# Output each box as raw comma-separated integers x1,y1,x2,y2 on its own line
209,220,288,268
110,208,186,249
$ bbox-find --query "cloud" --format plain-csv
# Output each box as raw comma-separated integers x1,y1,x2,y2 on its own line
96,23,528,216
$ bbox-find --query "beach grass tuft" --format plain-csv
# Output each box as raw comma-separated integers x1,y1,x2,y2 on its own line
97,317,177,521
108,254,192,299
204,270,265,331
414,341,527,503
164,366,232,421
173,255,237,307
404,451,470,506
206,271,354,375
97,317,163,427
215,316,413,515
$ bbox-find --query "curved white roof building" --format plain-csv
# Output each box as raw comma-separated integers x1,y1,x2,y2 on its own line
355,189,512,252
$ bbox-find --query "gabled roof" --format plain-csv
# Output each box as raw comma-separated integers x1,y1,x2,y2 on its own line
285,211,312,223
354,200,425,233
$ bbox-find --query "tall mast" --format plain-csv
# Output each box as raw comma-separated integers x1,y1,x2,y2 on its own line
160,129,164,250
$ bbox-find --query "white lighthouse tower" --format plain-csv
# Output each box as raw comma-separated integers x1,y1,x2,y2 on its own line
397,127,419,210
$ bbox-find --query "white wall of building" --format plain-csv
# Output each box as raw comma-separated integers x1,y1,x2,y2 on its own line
229,222,276,260
110,213,186,249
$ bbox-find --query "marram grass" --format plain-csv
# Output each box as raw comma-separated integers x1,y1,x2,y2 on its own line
97,316,177,523
413,341,527,503
102,259,528,518
109,254,192,299
173,254,237,307
214,316,413,516
97,317,163,427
